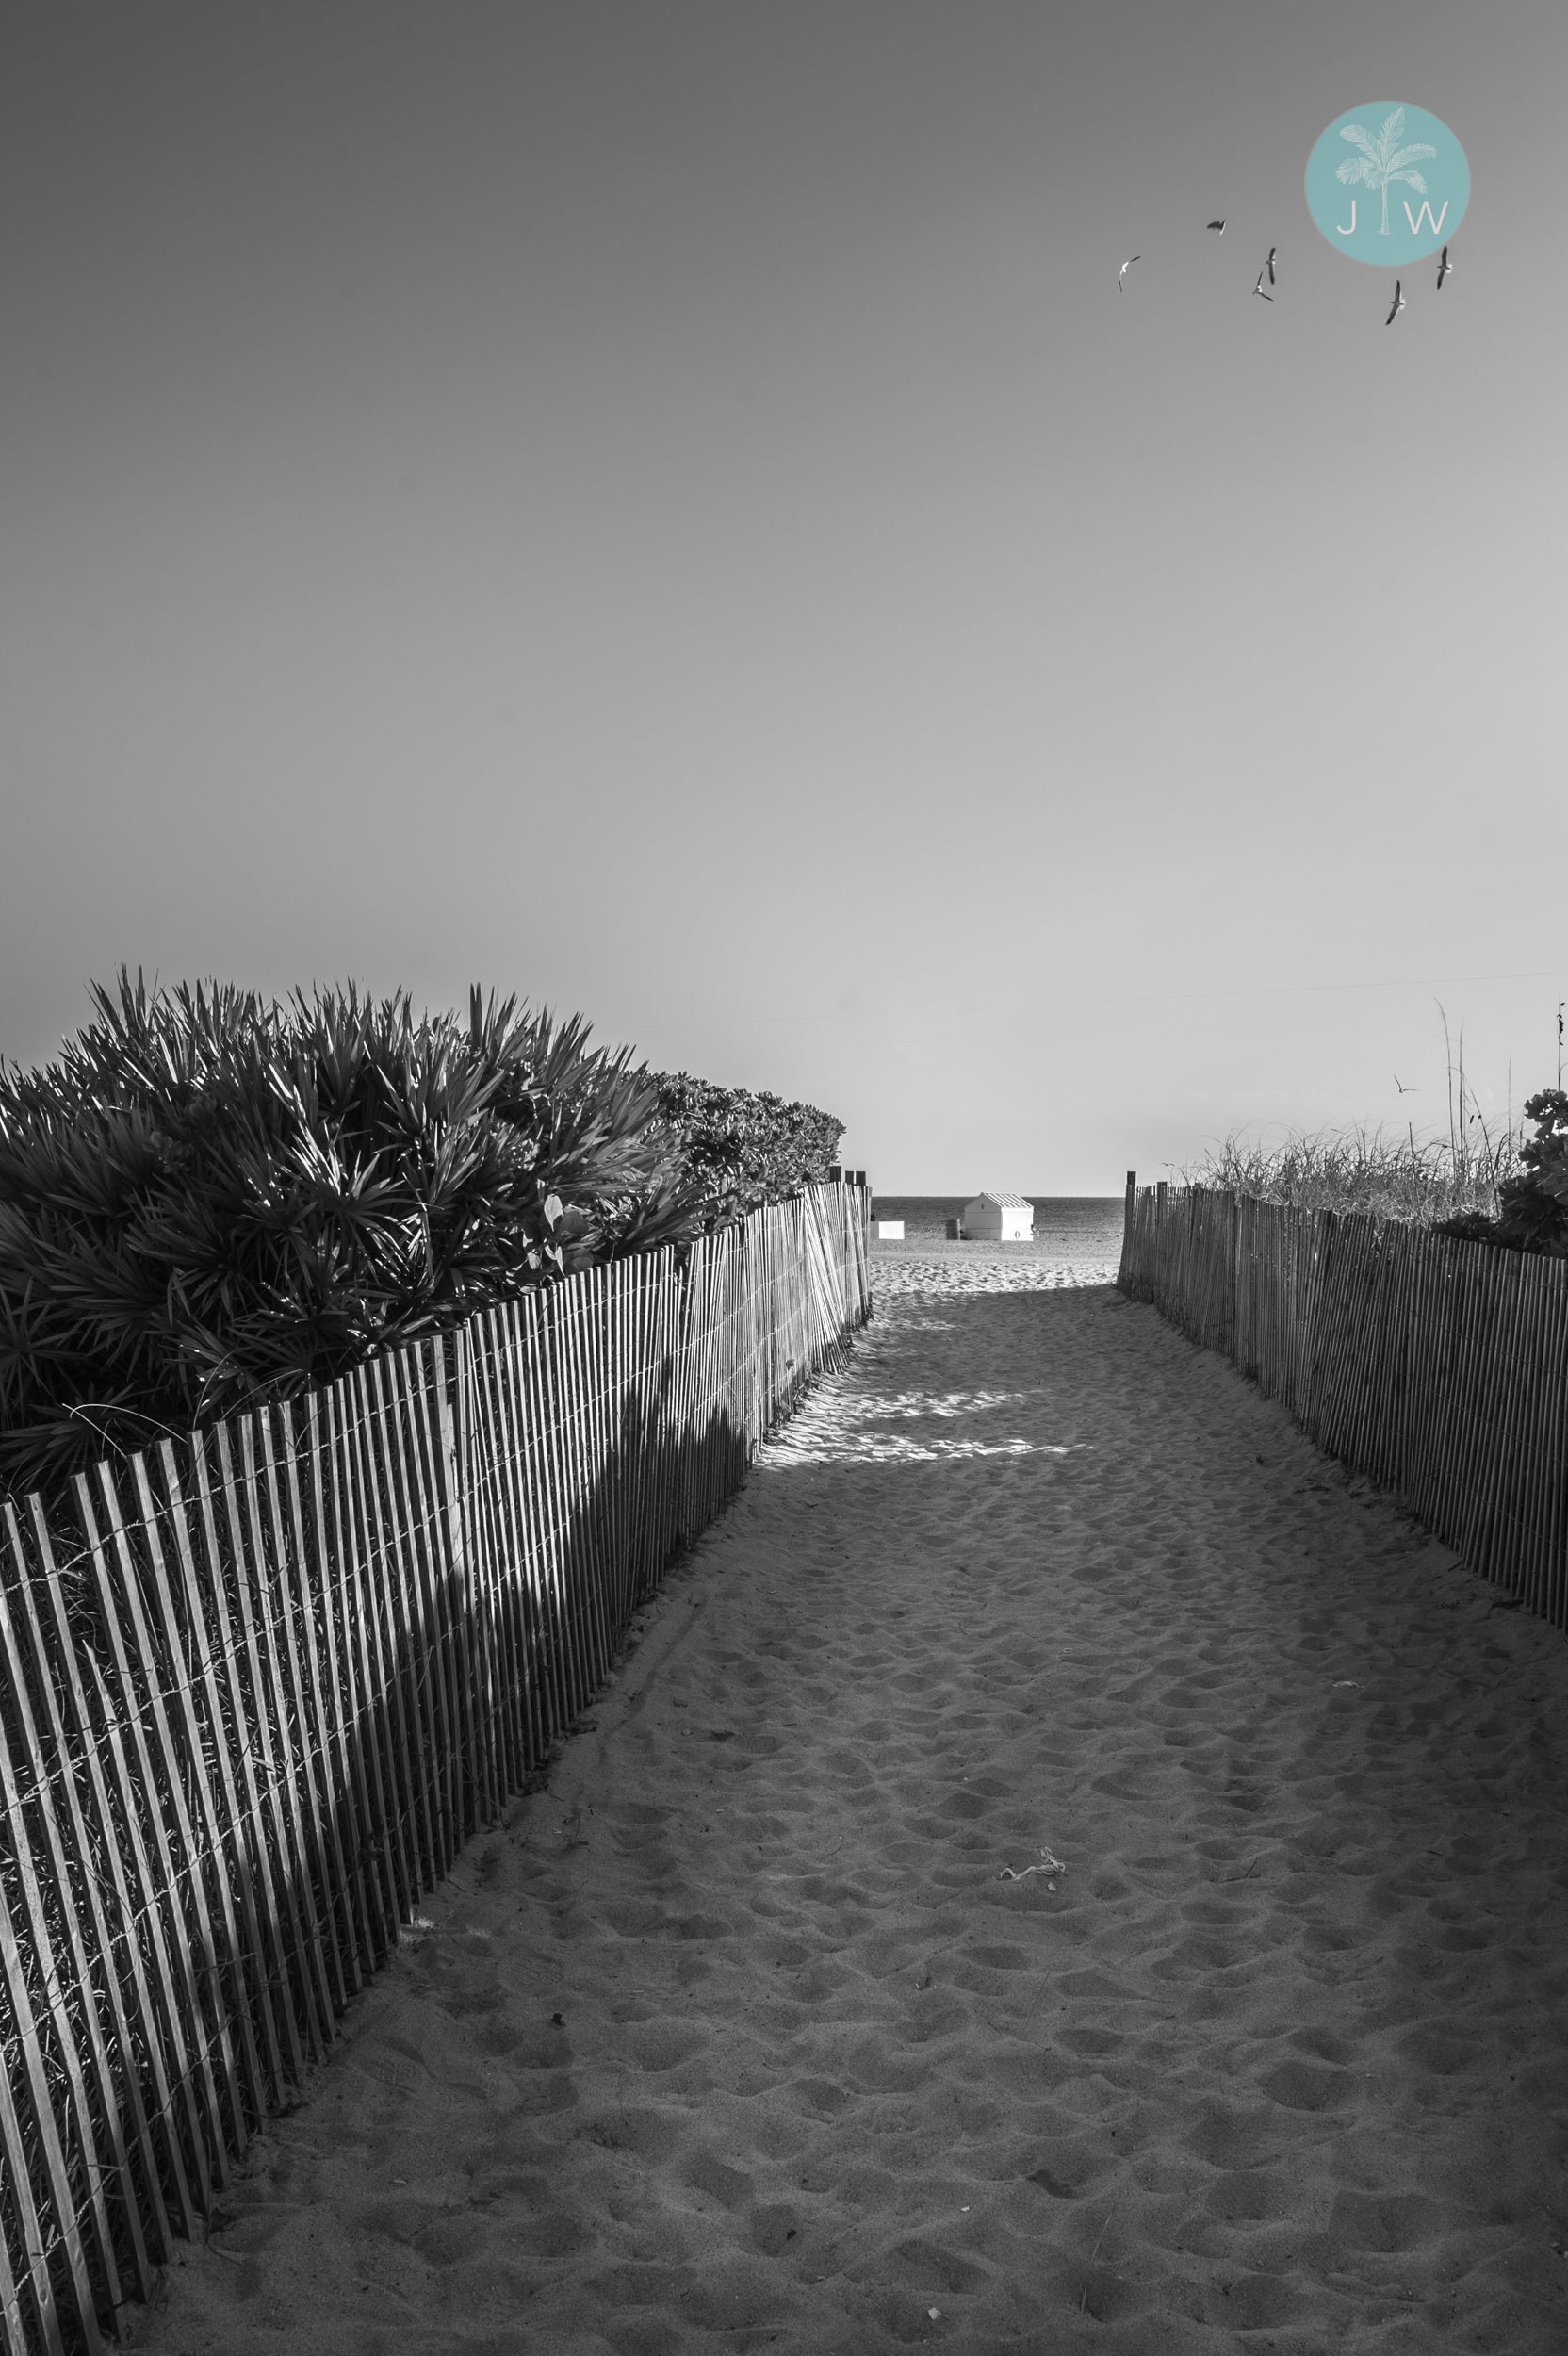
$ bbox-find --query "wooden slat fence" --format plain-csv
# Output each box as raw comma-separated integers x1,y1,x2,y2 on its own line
0,1183,870,2355
1119,1183,1568,1621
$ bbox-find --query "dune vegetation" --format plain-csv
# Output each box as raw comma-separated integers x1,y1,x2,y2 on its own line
1184,1122,1518,1224
1186,1094,1566,1257
1183,1006,1568,1252
0,971,841,1496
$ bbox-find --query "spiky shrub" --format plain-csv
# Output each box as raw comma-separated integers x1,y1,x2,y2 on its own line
0,973,710,1494
651,1074,844,1227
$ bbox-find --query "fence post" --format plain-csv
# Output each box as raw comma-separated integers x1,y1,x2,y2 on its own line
437,1328,466,1588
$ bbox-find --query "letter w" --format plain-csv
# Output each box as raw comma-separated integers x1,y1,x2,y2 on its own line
1403,199,1450,235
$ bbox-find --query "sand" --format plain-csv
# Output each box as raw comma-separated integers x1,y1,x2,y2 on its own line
127,1254,1568,2354
865,1239,1122,1294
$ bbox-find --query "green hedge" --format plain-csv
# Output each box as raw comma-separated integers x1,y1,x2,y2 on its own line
651,1073,844,1226
0,973,842,1496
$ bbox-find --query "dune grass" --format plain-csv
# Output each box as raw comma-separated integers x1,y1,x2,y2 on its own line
1182,1123,1519,1223
1182,1008,1541,1225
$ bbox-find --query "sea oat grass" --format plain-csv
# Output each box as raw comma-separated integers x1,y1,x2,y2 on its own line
1182,1124,1521,1224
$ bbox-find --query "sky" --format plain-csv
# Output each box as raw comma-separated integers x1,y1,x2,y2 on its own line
1,1,1564,1192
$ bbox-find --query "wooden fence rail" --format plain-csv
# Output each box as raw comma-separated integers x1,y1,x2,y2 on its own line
1118,1182,1568,1622
0,1184,870,2355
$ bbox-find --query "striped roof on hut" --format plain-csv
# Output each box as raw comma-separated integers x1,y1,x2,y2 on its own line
969,1191,1034,1210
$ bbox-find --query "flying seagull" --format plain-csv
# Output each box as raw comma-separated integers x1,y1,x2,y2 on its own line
1385,278,1406,325
1265,245,1278,285
1394,1076,1417,1095
1119,254,1140,289
1206,219,1226,233
1252,269,1273,302
1436,243,1453,289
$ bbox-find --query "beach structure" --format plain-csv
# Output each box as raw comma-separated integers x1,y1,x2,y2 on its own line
961,1191,1035,1241
874,1219,905,1239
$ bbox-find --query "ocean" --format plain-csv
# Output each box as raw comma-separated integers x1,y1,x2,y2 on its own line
869,1195,1125,1252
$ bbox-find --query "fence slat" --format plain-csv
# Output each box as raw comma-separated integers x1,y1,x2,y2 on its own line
299,1389,386,1977
324,1382,406,1941
253,1410,356,2015
156,1432,277,2120
377,1349,460,1883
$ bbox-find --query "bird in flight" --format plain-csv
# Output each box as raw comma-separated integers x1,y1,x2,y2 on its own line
1264,246,1278,285
1385,279,1406,325
1252,269,1273,302
1206,219,1227,234
1119,254,1140,289
1436,243,1453,289
1395,1076,1417,1095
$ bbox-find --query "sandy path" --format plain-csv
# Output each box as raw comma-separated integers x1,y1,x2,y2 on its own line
131,1268,1568,2354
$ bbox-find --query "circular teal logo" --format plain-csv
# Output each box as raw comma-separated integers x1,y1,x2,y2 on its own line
1305,103,1469,265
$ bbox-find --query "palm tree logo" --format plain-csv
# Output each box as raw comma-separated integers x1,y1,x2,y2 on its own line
1335,106,1438,235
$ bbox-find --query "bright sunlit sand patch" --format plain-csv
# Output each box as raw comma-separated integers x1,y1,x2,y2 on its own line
766,1427,1088,1466
760,1380,1093,1467
808,1386,1027,1419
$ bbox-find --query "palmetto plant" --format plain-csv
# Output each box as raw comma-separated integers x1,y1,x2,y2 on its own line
1335,106,1438,236
0,973,742,1495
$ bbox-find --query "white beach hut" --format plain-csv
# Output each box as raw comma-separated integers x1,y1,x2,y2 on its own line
961,1191,1034,1241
